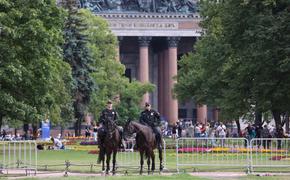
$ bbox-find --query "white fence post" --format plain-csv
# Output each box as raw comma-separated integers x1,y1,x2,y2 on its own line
250,138,290,173
116,138,166,171
176,137,250,172
0,141,37,175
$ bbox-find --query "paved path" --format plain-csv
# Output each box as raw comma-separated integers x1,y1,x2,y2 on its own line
189,172,247,177
2,169,249,179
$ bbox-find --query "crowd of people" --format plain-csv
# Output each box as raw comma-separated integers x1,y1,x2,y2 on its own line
1,101,289,150
0,130,24,141
162,120,289,141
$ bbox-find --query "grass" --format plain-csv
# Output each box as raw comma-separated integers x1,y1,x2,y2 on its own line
1,149,288,173
1,138,290,174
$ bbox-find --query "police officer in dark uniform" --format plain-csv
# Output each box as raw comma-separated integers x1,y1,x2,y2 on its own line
97,100,118,147
139,102,162,149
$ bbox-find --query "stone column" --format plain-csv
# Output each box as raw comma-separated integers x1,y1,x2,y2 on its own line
166,37,180,126
138,36,151,105
116,37,123,62
163,49,169,120
158,52,164,115
213,107,219,122
197,104,207,124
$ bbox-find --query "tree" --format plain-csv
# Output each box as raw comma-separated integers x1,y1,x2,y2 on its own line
78,9,154,125
115,81,154,125
0,0,72,134
175,0,290,134
63,3,96,136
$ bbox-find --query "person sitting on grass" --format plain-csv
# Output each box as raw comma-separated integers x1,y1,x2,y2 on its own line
50,137,65,150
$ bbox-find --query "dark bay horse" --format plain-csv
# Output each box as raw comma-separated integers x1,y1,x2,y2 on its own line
124,119,163,175
98,119,121,175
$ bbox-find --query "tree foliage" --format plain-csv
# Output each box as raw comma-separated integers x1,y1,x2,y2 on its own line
63,4,96,135
175,0,290,130
0,0,73,130
79,9,154,125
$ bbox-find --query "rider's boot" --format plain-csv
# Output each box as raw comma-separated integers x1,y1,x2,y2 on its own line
121,139,126,150
156,133,162,150
119,130,127,150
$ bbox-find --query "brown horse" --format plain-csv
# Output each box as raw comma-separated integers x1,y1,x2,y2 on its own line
98,119,121,175
124,119,163,175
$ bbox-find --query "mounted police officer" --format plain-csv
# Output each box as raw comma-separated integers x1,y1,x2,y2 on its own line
139,102,162,149
97,100,125,149
97,100,118,147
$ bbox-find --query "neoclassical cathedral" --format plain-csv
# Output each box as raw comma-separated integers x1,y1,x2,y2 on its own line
60,0,219,125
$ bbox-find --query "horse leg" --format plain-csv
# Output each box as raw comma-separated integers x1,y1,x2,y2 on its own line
112,150,117,175
102,159,105,173
147,154,151,175
102,151,105,172
151,151,155,174
158,145,163,171
139,151,144,175
106,152,111,175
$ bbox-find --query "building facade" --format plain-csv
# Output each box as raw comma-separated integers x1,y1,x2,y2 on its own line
77,0,219,125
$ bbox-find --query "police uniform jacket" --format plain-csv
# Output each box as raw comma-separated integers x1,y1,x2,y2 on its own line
99,108,118,125
139,109,161,127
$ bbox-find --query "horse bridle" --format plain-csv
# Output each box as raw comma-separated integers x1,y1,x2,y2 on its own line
126,121,142,136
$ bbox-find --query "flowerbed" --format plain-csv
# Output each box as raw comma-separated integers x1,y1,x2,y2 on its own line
88,149,100,154
66,136,86,140
67,145,98,151
64,140,77,145
178,147,211,153
80,141,98,145
178,147,287,153
270,156,290,161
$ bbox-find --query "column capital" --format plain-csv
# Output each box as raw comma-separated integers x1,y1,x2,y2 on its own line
167,37,180,48
138,36,152,47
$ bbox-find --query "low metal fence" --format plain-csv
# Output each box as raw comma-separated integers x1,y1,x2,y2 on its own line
0,141,37,175
116,139,167,171
176,138,250,173
176,137,290,173
40,139,167,174
2,138,289,176
250,138,290,172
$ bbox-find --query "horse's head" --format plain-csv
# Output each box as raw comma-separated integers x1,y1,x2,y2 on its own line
124,118,135,138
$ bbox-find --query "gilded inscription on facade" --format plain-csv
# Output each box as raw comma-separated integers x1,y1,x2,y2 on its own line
109,21,178,29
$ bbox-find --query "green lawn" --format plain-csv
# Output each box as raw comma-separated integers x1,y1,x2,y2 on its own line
1,148,290,173
1,138,290,174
